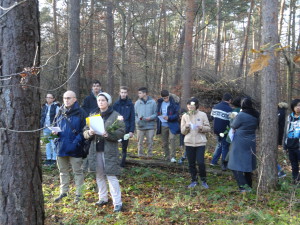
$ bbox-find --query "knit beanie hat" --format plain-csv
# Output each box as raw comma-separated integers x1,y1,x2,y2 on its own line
97,92,112,105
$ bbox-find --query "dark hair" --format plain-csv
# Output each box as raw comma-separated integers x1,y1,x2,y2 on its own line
291,99,300,113
241,97,253,110
92,80,101,86
120,86,128,91
46,93,55,99
232,97,242,108
161,90,169,97
187,97,199,109
222,93,232,101
138,87,148,93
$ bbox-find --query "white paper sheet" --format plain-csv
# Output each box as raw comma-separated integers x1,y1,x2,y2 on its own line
190,123,198,130
48,126,62,132
89,116,105,135
228,128,235,141
158,115,168,123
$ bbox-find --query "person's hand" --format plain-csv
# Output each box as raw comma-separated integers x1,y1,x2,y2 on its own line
145,117,151,121
163,116,168,120
129,132,134,138
88,130,95,136
102,131,108,138
52,131,58,135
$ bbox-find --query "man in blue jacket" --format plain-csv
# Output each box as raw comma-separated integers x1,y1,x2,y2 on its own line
113,86,135,167
156,90,180,162
53,90,87,203
210,93,232,170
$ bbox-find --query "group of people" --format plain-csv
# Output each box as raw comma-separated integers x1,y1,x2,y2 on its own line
40,80,300,212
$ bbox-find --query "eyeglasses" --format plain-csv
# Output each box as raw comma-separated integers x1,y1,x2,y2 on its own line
63,97,75,100
46,97,53,99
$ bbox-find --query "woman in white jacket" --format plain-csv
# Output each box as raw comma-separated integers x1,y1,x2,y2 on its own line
181,98,211,188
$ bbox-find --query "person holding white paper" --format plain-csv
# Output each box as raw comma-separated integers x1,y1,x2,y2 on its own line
181,98,211,189
83,92,125,213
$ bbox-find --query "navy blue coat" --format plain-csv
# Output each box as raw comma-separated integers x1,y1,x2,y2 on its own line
40,103,59,127
54,101,86,158
156,96,180,135
210,101,232,135
82,92,98,115
113,97,135,133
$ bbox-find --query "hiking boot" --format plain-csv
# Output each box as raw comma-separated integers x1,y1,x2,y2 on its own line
278,171,286,179
187,181,198,188
221,161,228,171
113,204,123,213
44,160,51,166
54,193,67,202
210,163,218,167
95,200,108,207
201,181,209,189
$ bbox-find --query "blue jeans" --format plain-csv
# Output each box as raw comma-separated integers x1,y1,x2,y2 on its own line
211,136,229,164
43,128,57,160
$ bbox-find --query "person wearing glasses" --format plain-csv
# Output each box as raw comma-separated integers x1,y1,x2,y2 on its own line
52,90,87,203
40,93,60,165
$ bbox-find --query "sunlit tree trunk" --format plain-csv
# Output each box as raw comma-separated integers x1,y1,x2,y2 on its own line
0,0,44,224
258,0,279,193
67,0,81,95
181,0,195,109
106,0,115,95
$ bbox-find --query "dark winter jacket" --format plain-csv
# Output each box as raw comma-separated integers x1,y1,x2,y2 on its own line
228,112,259,172
40,103,59,127
210,101,232,135
156,96,180,135
113,97,135,133
83,109,125,175
54,101,87,158
82,92,98,115
283,113,300,150
278,102,288,145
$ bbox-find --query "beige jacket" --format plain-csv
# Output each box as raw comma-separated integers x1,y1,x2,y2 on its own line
181,110,211,147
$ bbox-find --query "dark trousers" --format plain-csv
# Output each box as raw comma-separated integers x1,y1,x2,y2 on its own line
288,149,300,181
186,146,206,182
120,139,129,167
232,170,252,190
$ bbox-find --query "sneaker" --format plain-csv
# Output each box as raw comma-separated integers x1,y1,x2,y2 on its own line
170,157,177,163
95,200,108,207
74,195,81,203
210,163,218,166
54,193,67,202
113,204,122,213
278,171,286,179
178,157,186,164
201,181,209,189
44,160,51,166
187,181,198,188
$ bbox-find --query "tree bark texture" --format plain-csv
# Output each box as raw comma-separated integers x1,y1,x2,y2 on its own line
258,0,279,193
181,0,195,109
106,0,115,95
67,0,81,95
0,0,44,224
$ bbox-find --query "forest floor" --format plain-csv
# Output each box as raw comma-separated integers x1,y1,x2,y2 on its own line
42,134,300,224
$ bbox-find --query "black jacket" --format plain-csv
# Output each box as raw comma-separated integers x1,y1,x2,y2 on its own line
82,92,98,115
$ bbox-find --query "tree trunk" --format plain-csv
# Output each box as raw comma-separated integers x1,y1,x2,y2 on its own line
214,0,221,77
53,0,60,83
115,3,127,86
258,0,279,193
0,0,44,224
236,0,254,79
181,0,195,109
67,0,81,96
106,0,115,95
278,0,285,37
173,26,185,86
